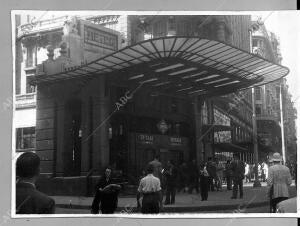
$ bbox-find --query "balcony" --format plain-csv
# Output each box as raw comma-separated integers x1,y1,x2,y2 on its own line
256,113,280,126
15,93,36,109
17,16,66,39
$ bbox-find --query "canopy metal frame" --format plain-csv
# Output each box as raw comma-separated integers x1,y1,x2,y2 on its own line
31,36,289,98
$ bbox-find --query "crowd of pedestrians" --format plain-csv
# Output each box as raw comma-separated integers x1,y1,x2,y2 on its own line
15,151,295,214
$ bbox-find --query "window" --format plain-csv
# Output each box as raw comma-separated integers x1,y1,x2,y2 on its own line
153,20,167,37
26,45,35,68
255,106,262,115
255,87,261,100
253,39,258,47
16,127,36,150
26,78,36,93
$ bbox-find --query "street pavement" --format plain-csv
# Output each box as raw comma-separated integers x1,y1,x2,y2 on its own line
52,182,297,214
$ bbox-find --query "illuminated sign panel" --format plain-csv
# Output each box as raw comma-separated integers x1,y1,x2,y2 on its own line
84,25,118,51
169,137,182,145
137,134,154,144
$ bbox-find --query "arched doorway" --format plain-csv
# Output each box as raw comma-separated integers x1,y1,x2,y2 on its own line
63,98,82,176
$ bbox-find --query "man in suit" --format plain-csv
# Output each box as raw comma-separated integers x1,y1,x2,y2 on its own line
230,154,245,199
91,167,121,214
16,152,55,214
267,152,292,213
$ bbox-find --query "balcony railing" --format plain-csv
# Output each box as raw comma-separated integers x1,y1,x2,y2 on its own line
256,113,280,125
17,16,67,38
15,93,36,109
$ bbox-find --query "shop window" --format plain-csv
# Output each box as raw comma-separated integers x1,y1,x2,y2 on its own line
16,127,36,150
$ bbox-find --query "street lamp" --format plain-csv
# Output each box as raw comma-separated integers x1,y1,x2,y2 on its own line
249,22,261,187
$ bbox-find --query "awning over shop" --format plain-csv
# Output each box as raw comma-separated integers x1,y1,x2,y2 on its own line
214,143,251,153
32,36,289,97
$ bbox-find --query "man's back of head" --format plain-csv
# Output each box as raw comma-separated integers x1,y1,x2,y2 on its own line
16,152,40,179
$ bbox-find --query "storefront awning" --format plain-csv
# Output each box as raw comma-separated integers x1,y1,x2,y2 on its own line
32,36,289,97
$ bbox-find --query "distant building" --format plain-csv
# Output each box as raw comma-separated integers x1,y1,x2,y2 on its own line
251,20,297,161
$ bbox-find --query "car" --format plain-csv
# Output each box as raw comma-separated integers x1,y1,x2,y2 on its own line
276,197,297,213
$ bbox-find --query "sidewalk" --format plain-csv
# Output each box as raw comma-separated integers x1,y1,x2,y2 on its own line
52,183,297,213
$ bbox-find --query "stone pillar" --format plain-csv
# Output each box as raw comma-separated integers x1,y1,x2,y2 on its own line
35,83,55,177
92,76,110,173
194,96,204,164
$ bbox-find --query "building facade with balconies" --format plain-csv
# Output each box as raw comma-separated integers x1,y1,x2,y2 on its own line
252,21,297,161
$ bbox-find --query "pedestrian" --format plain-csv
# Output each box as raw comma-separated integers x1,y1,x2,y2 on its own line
177,161,189,192
215,158,224,191
224,160,233,190
91,167,121,214
199,162,209,201
164,160,177,205
267,152,293,213
16,152,55,214
206,157,217,191
244,162,251,183
230,154,245,199
137,164,163,214
188,159,199,194
149,154,163,179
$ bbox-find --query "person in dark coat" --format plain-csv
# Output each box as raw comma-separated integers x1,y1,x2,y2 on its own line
177,161,189,192
224,160,233,190
91,167,121,214
188,159,199,194
230,154,245,199
16,152,55,214
164,160,177,204
206,157,217,191
199,162,209,201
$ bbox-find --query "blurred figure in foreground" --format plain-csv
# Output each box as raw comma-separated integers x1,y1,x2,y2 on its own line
267,153,292,213
16,152,55,214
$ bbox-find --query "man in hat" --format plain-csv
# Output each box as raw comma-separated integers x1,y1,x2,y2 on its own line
267,152,292,213
16,152,55,214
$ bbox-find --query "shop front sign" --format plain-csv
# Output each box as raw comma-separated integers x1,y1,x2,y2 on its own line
137,134,154,144
169,137,182,146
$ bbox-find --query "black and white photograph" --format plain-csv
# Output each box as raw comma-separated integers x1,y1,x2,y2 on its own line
11,10,299,216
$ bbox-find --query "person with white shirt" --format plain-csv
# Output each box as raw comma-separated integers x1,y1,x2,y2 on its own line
137,164,163,213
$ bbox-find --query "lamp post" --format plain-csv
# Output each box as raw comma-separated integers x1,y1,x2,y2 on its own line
249,23,261,187
279,83,286,164
251,87,261,187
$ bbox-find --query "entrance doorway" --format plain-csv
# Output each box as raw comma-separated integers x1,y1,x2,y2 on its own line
64,98,82,176
159,149,183,168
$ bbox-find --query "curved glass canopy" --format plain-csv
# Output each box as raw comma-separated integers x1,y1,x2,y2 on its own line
33,36,289,97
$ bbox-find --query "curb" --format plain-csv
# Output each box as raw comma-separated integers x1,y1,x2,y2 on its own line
56,200,270,213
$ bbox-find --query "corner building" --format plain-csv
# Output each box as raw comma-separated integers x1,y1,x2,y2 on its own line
16,14,289,194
